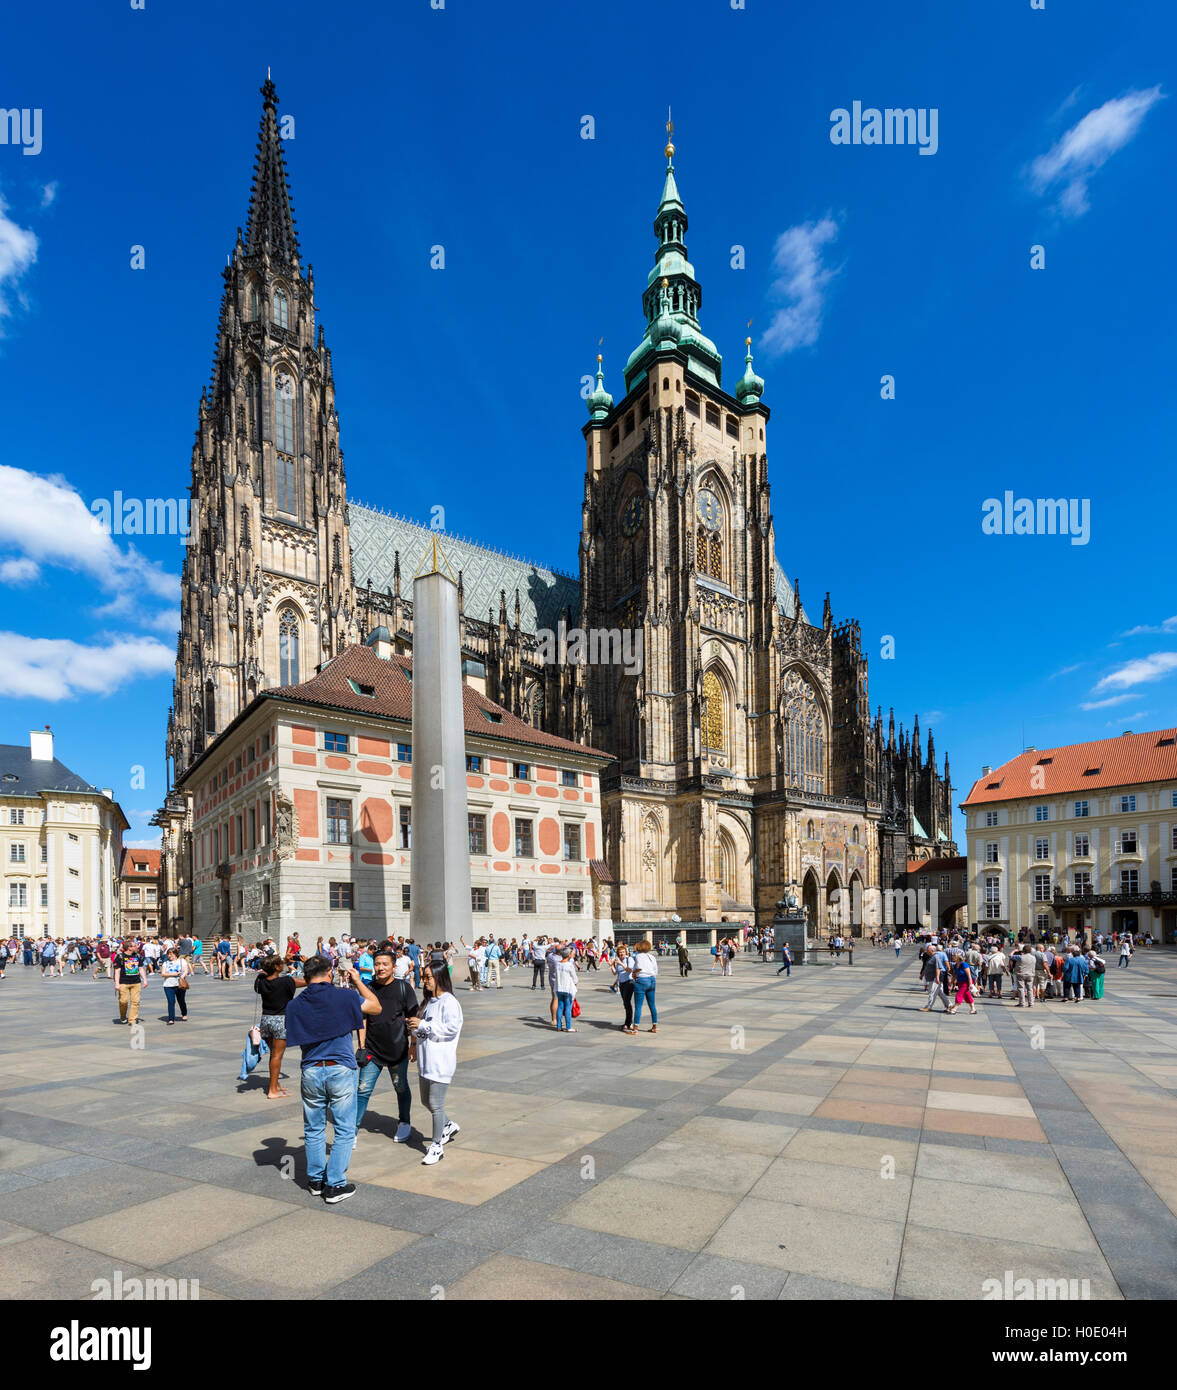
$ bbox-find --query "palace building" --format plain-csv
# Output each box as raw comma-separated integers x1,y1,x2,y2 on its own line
961,728,1177,943
155,82,954,939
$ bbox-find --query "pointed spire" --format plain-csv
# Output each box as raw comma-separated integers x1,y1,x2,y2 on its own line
244,77,300,266
822,591,832,628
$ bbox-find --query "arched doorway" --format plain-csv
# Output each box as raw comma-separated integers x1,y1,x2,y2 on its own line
848,870,865,938
802,870,820,935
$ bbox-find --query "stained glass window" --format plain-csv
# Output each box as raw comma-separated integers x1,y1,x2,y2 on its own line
783,668,825,793
279,607,300,685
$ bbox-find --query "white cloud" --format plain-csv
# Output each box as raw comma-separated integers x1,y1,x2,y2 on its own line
761,216,840,355
0,193,37,329
1092,651,1177,693
0,465,178,613
0,555,40,585
40,182,57,208
1029,86,1164,217
1106,713,1146,727
1123,615,1177,636
1050,663,1081,679
0,631,174,700
1080,693,1135,710
922,710,944,725
124,837,163,850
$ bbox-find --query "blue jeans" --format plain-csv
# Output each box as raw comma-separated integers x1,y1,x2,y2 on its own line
1118,955,1130,968
556,991,573,1029
164,984,187,1020
633,976,657,1025
301,1064,357,1187
355,1054,411,1126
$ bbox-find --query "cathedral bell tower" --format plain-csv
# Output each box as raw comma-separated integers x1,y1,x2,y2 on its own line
167,78,355,782
580,118,778,921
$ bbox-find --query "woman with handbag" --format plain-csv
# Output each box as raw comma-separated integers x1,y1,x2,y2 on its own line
160,948,190,1024
554,945,579,1032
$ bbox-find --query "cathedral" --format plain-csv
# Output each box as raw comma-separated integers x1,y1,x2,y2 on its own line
155,81,956,937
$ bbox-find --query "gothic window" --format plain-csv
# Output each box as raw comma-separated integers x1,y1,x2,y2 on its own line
275,373,295,454
696,527,723,581
276,457,296,514
702,669,726,754
279,607,300,686
247,285,259,321
273,288,289,329
203,680,216,737
784,668,826,794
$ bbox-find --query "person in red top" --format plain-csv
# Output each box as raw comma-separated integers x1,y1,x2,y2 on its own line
92,938,112,980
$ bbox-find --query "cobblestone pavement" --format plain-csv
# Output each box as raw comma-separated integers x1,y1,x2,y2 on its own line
1,945,1175,1300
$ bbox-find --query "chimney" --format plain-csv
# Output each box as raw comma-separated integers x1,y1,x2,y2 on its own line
1122,730,1133,737
101,788,113,801
29,725,53,761
1025,745,1037,753
981,765,991,777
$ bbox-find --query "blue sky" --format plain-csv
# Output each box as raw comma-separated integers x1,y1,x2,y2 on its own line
0,0,1173,847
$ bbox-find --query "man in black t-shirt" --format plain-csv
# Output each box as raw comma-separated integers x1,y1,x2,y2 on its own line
112,946,148,1024
356,950,419,1143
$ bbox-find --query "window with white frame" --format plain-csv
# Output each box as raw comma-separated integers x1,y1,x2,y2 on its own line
1074,800,1088,817
8,808,22,825
1035,805,1049,822
985,842,998,864
1074,833,1089,857
984,876,1000,917
1119,830,1137,854
1120,868,1139,894
1033,873,1052,902
563,823,581,862
939,873,950,892
985,810,998,827
1073,870,1091,896
9,883,27,907
1035,838,1049,860
1121,795,1136,813
1036,913,1051,934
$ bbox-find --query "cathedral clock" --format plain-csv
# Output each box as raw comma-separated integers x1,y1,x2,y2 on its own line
696,489,721,530
621,494,643,537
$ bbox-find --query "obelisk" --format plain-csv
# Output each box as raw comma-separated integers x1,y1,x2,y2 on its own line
410,541,471,947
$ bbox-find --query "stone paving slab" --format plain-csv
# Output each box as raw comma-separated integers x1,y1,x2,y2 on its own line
2,946,1177,1298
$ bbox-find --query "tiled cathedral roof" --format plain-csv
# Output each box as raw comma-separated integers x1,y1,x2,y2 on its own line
350,501,804,636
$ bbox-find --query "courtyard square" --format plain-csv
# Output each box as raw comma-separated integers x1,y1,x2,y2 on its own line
2,943,1176,1301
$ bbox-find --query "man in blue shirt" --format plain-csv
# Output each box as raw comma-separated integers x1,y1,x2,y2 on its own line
405,938,421,988
285,954,381,1204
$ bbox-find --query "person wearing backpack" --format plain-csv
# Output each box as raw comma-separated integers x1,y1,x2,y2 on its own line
39,937,58,980
1087,950,1106,999
484,937,503,990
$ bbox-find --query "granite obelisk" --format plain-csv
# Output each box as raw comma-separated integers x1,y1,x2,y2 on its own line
410,543,471,946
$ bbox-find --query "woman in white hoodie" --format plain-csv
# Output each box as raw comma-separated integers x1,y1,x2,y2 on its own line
406,961,464,1166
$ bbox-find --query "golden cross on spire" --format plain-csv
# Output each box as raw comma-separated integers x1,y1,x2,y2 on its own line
664,106,675,160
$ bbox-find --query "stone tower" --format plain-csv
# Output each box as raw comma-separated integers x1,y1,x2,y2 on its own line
580,122,780,919
166,78,355,783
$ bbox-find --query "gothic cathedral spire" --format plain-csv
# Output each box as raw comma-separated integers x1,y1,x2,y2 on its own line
167,77,356,785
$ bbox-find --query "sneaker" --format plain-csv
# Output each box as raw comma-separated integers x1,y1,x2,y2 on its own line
393,1121,412,1143
441,1120,460,1145
323,1183,356,1204
307,1178,324,1196
422,1142,445,1166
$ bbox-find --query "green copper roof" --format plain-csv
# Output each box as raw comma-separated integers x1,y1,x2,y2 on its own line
586,355,614,421
736,340,764,405
624,147,722,393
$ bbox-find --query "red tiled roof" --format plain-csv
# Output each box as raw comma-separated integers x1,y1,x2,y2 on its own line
120,848,161,876
588,857,613,882
906,856,965,874
961,727,1177,805
268,644,612,762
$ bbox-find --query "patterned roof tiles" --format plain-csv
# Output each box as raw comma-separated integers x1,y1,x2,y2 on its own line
962,727,1177,805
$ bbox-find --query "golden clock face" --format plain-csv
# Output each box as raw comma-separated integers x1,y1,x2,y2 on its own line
621,494,643,537
696,489,721,531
